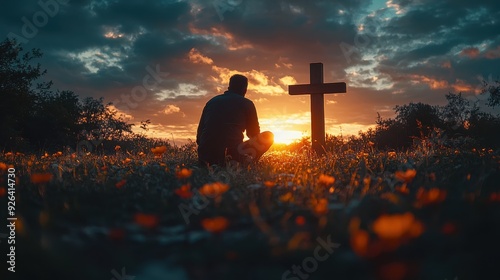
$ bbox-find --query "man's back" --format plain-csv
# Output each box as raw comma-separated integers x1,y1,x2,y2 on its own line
197,90,260,165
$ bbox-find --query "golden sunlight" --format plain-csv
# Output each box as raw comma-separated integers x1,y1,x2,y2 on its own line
270,129,303,145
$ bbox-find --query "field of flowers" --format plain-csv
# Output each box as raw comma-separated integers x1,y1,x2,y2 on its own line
1,141,500,280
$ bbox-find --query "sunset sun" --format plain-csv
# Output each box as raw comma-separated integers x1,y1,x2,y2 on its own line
270,129,303,145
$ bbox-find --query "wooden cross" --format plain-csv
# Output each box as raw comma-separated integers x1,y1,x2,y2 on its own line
288,63,346,155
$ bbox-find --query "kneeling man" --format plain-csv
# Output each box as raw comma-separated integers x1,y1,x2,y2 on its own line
196,74,273,166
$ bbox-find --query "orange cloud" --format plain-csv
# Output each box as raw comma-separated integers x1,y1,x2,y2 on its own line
188,25,253,51
188,48,213,65
411,75,448,89
164,105,181,115
460,47,480,58
451,79,474,93
485,46,500,59
441,61,451,69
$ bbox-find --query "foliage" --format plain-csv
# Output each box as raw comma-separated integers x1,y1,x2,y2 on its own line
481,78,500,107
372,94,500,150
0,39,133,151
1,137,499,280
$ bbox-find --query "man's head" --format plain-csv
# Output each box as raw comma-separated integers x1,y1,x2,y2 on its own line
228,74,248,96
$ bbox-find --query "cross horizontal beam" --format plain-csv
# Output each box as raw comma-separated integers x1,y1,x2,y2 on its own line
288,82,346,95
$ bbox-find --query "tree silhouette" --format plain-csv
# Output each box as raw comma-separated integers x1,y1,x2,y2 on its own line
79,97,133,142
482,79,500,107
0,39,50,149
0,39,133,151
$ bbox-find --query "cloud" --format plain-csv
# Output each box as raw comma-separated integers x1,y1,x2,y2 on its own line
1,0,499,144
460,47,480,59
164,105,181,115
188,48,213,64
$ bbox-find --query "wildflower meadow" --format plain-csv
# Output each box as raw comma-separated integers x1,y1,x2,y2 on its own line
1,137,499,280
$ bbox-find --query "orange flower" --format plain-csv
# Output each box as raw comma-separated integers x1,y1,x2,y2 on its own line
0,162,7,172
123,158,132,164
151,145,167,156
264,181,275,188
175,184,193,199
387,151,397,158
395,184,410,195
295,215,306,226
350,229,370,257
176,168,192,179
372,212,423,239
134,213,159,229
313,198,329,215
201,216,229,233
5,152,13,157
395,169,417,183
416,188,447,205
115,179,126,189
31,173,53,184
279,192,293,203
0,187,6,197
199,182,229,197
318,174,335,186
52,151,63,157
114,145,121,151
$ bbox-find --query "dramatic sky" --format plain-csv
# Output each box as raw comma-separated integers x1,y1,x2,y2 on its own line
1,0,499,144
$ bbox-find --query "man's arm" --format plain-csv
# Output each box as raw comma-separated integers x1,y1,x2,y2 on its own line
196,108,206,145
246,102,260,138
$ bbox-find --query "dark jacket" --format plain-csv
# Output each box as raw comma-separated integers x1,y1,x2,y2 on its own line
196,90,260,165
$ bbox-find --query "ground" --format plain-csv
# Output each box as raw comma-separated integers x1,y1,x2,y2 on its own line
1,143,500,280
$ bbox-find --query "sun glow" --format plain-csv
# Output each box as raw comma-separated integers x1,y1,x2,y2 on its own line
270,129,304,145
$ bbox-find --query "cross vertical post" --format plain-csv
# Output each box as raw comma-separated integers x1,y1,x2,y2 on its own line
288,63,347,155
310,63,325,154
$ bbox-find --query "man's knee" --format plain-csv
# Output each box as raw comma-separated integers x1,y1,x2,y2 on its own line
259,131,274,145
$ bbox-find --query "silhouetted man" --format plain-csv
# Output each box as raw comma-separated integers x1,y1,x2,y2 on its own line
197,74,274,166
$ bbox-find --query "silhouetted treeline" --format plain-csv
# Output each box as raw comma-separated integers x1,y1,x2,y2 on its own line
0,39,133,152
289,89,500,152
370,91,500,150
